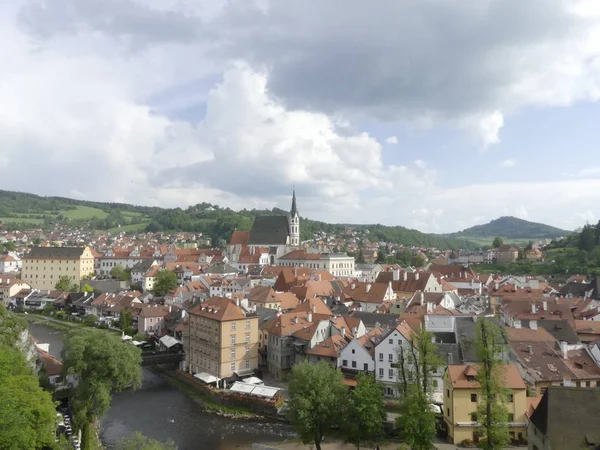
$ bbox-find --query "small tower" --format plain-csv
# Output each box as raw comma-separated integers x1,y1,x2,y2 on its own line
289,189,300,247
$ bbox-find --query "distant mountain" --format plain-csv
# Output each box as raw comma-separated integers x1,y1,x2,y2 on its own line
449,216,571,240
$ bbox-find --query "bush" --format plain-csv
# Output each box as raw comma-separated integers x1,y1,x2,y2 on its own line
133,333,147,342
83,315,98,327
98,323,108,329
55,311,66,320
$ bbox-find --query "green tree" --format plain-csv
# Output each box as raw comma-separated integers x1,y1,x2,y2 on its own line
152,270,178,296
492,237,503,248
579,225,596,253
117,310,133,331
356,249,366,264
396,327,442,450
342,373,384,449
62,330,142,430
83,314,98,327
110,264,126,280
288,361,346,450
411,255,426,267
116,431,177,450
82,283,94,293
0,305,58,449
55,275,77,292
475,320,510,449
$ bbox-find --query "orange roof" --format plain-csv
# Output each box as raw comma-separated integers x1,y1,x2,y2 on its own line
292,297,334,317
229,231,250,246
447,364,526,390
305,334,349,358
188,296,249,322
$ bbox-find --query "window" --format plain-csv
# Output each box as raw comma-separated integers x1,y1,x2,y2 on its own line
245,359,250,369
388,339,393,344
364,363,368,371
471,393,478,402
343,359,348,367
246,320,250,329
379,368,384,378
351,361,356,368
379,353,383,361
432,379,438,388
231,362,235,372
351,349,355,354
245,346,250,356
231,322,236,331
508,413,514,422
388,353,393,362
586,381,591,387
388,369,393,379
447,408,450,417
231,335,236,345
245,333,250,343
507,393,514,402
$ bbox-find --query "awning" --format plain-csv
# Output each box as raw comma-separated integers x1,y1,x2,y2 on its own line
159,335,181,349
194,372,220,384
242,376,263,385
234,368,254,377
229,382,280,399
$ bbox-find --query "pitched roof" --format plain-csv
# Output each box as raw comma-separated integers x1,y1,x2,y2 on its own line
248,285,277,304
305,334,349,358
292,297,334,316
229,231,250,246
343,281,390,304
187,296,249,322
537,319,579,345
529,387,600,449
447,364,526,389
248,216,290,245
26,246,88,259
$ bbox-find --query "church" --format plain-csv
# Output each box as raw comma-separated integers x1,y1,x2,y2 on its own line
226,191,300,268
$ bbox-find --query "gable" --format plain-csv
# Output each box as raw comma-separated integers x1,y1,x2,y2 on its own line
248,216,290,245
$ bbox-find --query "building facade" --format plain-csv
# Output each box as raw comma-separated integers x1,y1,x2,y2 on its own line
278,250,355,277
443,364,528,445
187,297,259,379
21,246,95,290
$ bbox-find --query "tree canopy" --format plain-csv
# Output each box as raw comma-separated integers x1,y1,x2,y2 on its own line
55,275,79,292
492,237,503,248
342,373,384,449
475,320,510,449
62,329,142,427
152,270,178,296
0,305,57,449
288,361,347,450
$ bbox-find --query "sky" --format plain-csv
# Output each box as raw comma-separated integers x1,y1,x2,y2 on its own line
2,0,600,233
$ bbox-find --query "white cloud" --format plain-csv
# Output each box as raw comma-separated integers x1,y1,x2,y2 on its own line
500,159,516,167
562,166,600,177
1,0,600,235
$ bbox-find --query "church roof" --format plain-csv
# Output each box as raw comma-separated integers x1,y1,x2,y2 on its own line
248,216,290,245
291,189,298,217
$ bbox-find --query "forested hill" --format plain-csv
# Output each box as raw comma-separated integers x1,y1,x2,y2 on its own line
449,216,570,239
0,189,475,249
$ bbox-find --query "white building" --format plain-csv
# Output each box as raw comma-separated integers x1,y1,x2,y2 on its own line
0,253,21,273
374,321,415,396
339,328,382,373
278,250,355,277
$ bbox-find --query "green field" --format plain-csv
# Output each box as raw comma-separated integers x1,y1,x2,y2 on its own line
107,222,151,233
61,206,109,219
0,217,44,224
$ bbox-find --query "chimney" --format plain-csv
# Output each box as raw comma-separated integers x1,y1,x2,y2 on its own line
527,345,533,354
447,353,453,365
341,327,346,337
426,302,433,313
392,268,400,281
543,300,547,311
415,272,419,281
353,326,358,335
294,267,297,277
235,297,240,307
351,283,356,290
168,304,172,313
560,340,568,359
307,311,313,322
366,284,371,293
530,320,537,330
311,304,316,313
318,273,322,282
403,272,407,281
531,303,536,314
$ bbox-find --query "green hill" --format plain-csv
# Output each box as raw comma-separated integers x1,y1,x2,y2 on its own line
448,216,570,242
0,190,475,250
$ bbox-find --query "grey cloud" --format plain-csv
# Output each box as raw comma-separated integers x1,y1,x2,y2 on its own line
18,0,201,45
214,0,589,121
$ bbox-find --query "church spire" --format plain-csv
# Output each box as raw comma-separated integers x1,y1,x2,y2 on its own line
290,188,298,217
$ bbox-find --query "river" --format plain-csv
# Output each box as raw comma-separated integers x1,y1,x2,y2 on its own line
27,322,295,450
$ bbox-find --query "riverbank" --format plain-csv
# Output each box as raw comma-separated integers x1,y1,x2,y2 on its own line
20,312,122,334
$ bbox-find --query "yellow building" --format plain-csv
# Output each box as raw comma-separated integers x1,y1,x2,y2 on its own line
443,364,528,446
187,296,259,379
0,276,31,306
21,246,95,290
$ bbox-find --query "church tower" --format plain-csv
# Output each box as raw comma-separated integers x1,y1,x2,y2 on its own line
289,189,300,247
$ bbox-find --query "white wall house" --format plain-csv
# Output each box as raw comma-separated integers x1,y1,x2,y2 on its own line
374,322,414,396
0,254,21,273
278,251,355,277
339,333,377,373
